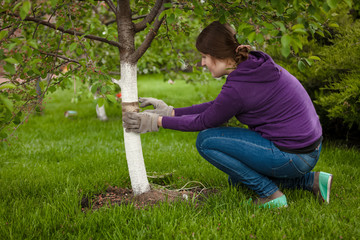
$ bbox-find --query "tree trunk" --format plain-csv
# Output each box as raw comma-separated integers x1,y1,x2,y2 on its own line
95,104,108,121
89,85,108,121
118,61,150,195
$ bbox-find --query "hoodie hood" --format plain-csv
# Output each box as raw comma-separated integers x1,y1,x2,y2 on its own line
228,51,281,83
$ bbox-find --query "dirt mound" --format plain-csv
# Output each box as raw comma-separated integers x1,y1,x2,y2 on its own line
81,186,217,211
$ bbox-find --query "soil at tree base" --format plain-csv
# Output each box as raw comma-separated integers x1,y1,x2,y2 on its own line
81,186,218,211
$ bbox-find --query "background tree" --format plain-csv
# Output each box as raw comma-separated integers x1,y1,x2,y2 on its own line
0,0,353,195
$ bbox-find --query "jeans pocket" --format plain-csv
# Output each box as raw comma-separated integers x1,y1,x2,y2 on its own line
272,159,305,178
293,152,319,173
307,148,321,160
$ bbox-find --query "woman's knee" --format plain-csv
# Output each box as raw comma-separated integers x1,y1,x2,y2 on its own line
196,129,208,151
196,128,216,152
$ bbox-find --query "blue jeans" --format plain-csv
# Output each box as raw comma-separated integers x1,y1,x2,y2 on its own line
196,127,322,198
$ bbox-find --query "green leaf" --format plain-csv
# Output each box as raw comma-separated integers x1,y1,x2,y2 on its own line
28,39,38,49
106,94,117,103
256,34,264,44
281,35,291,48
3,63,15,74
219,14,226,24
344,0,352,7
0,30,8,41
4,58,19,64
167,13,175,25
298,60,306,72
50,0,58,7
48,86,57,93
247,32,256,43
55,18,65,29
0,83,16,90
281,46,291,58
76,47,83,55
293,0,300,11
32,67,41,75
20,1,31,20
292,24,305,30
271,0,284,12
101,86,107,94
304,58,312,66
270,30,280,37
158,11,167,20
308,5,316,15
274,21,286,32
38,81,45,91
0,95,13,112
69,43,78,52
291,37,303,53
97,98,105,107
309,56,321,61
326,0,338,9
322,1,331,12
263,23,275,30
12,2,22,11
328,23,339,28
13,111,22,125
29,59,42,65
91,85,99,94
259,0,267,9
293,28,307,34
164,3,172,8
193,3,203,15
7,43,17,51
316,30,325,37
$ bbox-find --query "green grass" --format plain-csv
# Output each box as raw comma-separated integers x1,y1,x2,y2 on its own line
1,74,359,239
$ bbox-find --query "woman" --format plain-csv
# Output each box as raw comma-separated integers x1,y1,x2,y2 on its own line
123,21,332,208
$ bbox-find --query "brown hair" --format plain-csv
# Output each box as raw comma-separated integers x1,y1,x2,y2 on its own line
196,21,249,65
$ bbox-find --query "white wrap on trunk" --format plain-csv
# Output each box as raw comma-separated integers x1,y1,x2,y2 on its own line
118,62,150,195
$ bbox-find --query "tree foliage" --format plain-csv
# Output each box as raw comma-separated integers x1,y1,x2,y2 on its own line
311,19,360,132
0,0,354,146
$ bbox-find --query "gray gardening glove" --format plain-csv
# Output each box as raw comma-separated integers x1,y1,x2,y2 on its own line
139,97,173,116
123,112,159,133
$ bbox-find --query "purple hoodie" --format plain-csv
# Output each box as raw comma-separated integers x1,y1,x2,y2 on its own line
162,51,322,149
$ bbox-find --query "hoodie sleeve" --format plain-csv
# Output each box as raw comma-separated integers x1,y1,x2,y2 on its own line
174,101,214,116
162,84,242,131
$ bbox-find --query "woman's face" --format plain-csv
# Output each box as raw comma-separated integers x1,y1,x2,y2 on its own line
200,53,234,78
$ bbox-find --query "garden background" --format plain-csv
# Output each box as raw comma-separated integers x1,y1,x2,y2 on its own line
1,1,360,239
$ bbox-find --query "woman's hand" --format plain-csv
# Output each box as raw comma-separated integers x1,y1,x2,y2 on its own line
139,97,174,116
123,112,160,133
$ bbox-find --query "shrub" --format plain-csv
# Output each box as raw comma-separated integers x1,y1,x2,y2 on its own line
307,20,360,138
315,73,360,129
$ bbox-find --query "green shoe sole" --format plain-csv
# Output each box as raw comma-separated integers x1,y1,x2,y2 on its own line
319,172,333,204
259,195,288,209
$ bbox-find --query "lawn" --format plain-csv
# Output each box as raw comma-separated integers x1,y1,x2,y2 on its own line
1,74,359,239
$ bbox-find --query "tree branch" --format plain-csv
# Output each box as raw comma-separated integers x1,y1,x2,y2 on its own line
104,14,147,26
104,0,117,14
132,14,148,21
0,24,20,45
130,3,166,63
5,13,123,49
38,50,81,65
134,0,164,33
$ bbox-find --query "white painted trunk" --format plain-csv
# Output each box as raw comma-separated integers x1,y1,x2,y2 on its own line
90,85,108,121
95,104,108,121
118,62,150,195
